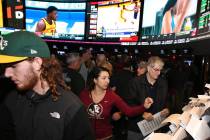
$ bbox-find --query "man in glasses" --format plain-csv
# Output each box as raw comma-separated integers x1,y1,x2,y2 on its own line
127,56,169,140
0,31,94,140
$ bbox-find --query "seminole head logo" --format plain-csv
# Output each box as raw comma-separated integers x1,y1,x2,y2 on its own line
87,103,103,119
0,36,8,50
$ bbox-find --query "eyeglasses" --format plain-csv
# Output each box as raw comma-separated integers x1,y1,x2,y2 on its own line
150,66,162,72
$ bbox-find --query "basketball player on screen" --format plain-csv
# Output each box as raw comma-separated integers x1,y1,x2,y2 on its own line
120,2,140,24
35,6,57,36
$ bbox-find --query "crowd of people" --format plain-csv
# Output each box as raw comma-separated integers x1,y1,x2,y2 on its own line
0,31,198,140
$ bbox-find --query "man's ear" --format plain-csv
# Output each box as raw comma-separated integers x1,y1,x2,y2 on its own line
147,65,150,72
32,57,43,71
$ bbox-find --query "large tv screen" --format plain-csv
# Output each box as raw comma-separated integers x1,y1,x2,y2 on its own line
25,0,86,40
142,0,198,35
86,0,141,42
139,0,198,45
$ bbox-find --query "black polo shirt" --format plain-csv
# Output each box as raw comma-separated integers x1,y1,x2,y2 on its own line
145,77,158,114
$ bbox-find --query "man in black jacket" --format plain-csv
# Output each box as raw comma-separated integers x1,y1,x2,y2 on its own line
127,56,169,140
63,52,85,96
0,31,95,140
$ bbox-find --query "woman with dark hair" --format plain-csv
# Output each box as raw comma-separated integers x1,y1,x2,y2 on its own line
161,0,192,34
80,67,153,140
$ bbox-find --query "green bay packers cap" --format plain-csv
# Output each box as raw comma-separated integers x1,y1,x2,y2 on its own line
0,31,50,63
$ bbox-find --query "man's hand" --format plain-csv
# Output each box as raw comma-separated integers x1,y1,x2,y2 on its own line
143,97,153,109
142,112,153,121
112,112,121,121
160,108,170,117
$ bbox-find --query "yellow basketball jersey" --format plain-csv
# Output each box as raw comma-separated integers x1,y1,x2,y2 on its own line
42,18,56,35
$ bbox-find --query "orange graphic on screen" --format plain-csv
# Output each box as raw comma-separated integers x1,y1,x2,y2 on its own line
0,0,3,27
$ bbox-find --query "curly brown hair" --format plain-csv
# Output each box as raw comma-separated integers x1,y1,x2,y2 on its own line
40,56,69,101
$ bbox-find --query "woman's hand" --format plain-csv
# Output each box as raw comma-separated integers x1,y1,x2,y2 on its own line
112,112,122,121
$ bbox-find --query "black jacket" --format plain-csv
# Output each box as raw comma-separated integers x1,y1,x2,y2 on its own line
0,87,95,140
63,68,85,96
112,69,134,100
127,74,168,132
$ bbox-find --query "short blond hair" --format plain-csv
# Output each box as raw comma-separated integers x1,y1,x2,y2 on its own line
147,56,164,68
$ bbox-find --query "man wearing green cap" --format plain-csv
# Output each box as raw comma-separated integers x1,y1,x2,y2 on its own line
0,31,95,140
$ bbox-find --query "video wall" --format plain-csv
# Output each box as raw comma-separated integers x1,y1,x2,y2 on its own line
0,0,210,45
